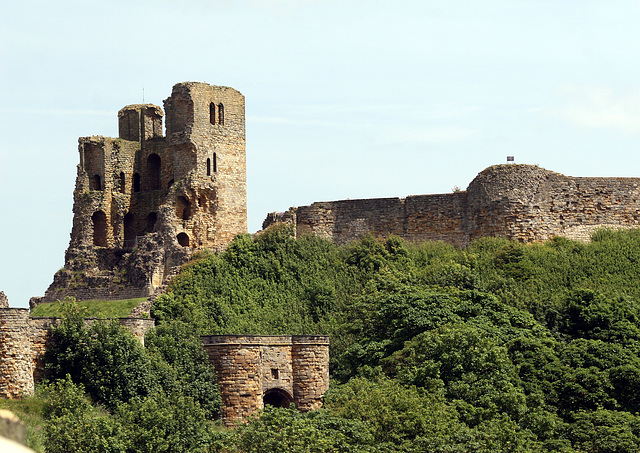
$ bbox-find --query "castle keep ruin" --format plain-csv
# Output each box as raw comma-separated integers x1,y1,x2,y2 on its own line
40,82,247,305
264,164,640,246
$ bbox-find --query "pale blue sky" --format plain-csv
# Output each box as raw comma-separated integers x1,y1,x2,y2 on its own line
1,0,640,307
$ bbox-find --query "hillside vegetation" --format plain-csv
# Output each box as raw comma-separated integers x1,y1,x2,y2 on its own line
22,225,640,452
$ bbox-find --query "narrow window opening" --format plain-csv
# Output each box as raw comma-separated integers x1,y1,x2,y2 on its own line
147,153,161,190
123,213,136,248
146,212,157,233
91,175,102,191
209,103,216,125
218,103,224,125
206,158,211,176
271,369,279,380
213,153,217,173
177,232,190,247
133,173,141,192
92,211,107,247
119,172,126,194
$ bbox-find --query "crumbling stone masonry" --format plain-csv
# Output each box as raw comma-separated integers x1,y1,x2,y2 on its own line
201,335,330,426
41,82,247,305
264,164,640,245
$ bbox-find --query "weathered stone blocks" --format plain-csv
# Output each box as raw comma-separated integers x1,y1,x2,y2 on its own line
265,164,640,246
201,335,329,426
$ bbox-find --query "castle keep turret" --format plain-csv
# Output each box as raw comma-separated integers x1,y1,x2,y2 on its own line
40,82,247,306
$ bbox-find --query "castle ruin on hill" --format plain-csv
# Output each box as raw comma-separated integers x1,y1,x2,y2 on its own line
35,81,640,309
37,82,247,308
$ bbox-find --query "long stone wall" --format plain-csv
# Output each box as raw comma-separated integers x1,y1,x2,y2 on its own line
201,335,329,426
264,165,640,246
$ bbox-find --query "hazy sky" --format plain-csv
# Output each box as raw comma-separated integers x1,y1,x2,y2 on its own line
2,0,640,308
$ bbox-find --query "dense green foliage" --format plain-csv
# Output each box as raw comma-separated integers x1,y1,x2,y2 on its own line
37,225,640,451
40,302,220,452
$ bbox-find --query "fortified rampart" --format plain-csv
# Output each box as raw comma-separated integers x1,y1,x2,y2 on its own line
0,308,154,399
201,335,330,426
264,165,640,245
41,82,247,307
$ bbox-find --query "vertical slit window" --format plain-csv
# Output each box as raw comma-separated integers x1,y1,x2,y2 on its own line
209,103,216,125
218,103,224,125
206,158,211,176
213,153,217,173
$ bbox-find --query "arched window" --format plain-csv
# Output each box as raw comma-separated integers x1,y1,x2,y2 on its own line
119,172,126,194
91,175,102,191
147,153,161,190
206,158,211,176
177,232,190,247
146,212,157,233
123,213,135,248
209,103,216,125
176,196,191,221
213,153,217,173
133,173,141,192
218,103,224,125
92,211,107,247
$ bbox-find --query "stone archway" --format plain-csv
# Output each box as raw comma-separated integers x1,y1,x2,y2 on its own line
263,388,293,408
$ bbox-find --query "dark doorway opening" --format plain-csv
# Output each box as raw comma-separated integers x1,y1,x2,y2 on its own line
91,175,102,191
92,211,107,247
123,213,135,248
147,153,161,190
263,389,293,408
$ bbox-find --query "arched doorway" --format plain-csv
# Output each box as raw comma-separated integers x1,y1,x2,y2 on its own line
92,211,107,247
263,388,293,408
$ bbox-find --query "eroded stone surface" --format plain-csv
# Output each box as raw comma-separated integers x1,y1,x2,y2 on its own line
40,82,247,307
265,164,640,245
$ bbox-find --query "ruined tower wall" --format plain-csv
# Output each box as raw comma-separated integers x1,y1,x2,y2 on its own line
43,82,247,305
465,165,640,243
268,165,640,246
201,335,329,426
165,83,247,249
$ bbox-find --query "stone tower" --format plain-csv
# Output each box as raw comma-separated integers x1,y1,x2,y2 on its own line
201,335,330,426
40,82,247,305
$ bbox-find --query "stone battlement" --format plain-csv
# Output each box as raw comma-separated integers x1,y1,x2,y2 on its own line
264,164,640,245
